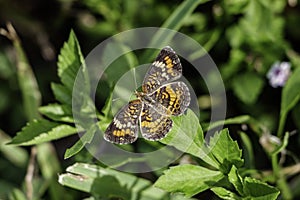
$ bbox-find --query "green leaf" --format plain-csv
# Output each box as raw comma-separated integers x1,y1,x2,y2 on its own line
208,129,244,172
8,188,27,200
271,132,289,156
154,164,224,197
160,109,217,168
0,130,28,167
39,103,73,123
6,24,42,121
211,187,242,200
231,72,264,105
278,67,300,137
102,43,138,87
0,50,14,79
292,102,300,131
51,83,72,105
57,30,85,91
64,124,97,159
281,67,300,112
9,119,77,146
58,163,167,200
141,0,210,61
228,165,244,196
239,131,254,169
36,143,68,200
243,177,280,199
203,115,251,131
220,49,246,81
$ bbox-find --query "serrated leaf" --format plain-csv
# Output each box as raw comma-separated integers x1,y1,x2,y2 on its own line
39,103,73,123
232,72,264,105
208,129,244,172
228,165,244,196
64,124,97,159
243,177,280,200
9,119,77,146
51,83,72,105
154,164,224,197
211,187,242,200
57,30,85,91
58,163,167,199
160,109,217,168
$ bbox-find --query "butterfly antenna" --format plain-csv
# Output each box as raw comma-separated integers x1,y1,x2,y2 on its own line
133,67,138,90
112,97,120,102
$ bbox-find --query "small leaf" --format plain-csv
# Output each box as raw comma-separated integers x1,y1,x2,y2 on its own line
39,103,73,123
100,90,113,119
58,163,167,199
9,119,77,146
64,124,97,159
57,30,85,91
208,129,244,172
228,165,244,196
243,177,280,199
51,83,72,105
211,187,242,200
154,164,224,197
239,131,254,169
232,72,264,105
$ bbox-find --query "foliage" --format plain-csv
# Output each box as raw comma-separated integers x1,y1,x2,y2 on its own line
1,0,300,199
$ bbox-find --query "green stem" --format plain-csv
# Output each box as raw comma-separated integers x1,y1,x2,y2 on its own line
277,111,287,138
271,154,292,199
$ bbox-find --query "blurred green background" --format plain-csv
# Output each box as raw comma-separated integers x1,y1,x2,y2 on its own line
1,0,300,199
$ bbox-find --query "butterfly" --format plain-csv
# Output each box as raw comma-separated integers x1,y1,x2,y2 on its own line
104,46,191,144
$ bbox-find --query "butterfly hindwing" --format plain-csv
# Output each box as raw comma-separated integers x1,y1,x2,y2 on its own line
139,103,173,141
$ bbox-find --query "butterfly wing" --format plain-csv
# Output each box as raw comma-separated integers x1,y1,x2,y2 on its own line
142,46,182,93
104,99,142,144
148,81,190,116
140,103,173,141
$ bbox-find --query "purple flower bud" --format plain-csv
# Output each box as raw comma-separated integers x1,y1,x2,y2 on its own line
267,61,291,88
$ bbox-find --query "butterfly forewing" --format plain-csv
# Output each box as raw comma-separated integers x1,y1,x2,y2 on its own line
142,46,182,93
104,100,142,144
148,81,191,116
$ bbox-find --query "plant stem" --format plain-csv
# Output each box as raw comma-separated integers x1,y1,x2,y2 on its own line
277,111,287,138
271,154,292,199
